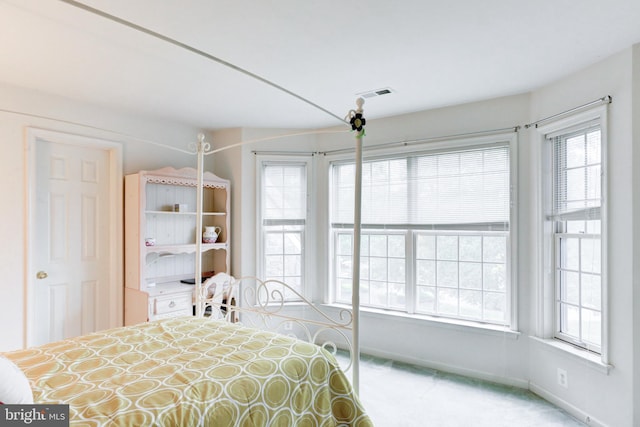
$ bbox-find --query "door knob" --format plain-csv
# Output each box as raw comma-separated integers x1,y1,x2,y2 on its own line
36,271,48,279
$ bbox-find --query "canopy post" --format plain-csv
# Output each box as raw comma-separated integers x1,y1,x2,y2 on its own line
349,97,365,393
194,133,207,317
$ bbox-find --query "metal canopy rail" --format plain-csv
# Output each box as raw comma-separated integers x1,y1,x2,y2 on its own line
58,0,347,126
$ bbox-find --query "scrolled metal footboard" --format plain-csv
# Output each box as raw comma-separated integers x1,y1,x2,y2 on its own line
197,273,355,373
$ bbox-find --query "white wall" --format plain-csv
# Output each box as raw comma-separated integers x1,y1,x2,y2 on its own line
527,48,635,427
632,42,640,427
0,82,204,351
208,128,245,277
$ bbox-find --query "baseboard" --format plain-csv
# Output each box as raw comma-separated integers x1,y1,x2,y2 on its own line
359,345,530,389
529,382,607,427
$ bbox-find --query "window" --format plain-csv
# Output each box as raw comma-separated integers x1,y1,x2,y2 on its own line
548,123,604,353
258,161,308,300
331,140,514,326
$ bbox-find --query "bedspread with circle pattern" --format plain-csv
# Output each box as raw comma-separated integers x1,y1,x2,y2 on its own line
4,317,372,427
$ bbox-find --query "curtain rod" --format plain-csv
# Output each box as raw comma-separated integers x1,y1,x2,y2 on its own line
524,95,612,129
319,126,519,156
252,151,317,156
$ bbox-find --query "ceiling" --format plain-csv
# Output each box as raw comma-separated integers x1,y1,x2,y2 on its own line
1,0,640,130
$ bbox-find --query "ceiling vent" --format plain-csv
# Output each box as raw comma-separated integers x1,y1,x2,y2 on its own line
357,87,395,99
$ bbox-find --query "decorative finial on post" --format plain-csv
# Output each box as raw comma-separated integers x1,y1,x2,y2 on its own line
190,133,211,155
347,98,366,134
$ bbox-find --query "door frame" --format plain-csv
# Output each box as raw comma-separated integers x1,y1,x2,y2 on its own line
24,128,123,347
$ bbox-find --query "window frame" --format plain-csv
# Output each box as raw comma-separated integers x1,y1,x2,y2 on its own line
256,156,313,299
535,106,609,362
326,133,519,329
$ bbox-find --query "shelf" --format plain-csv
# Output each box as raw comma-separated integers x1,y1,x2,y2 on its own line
125,167,231,326
145,210,226,216
145,243,228,255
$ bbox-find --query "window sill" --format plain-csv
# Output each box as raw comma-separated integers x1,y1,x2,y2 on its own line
529,336,612,375
322,303,521,340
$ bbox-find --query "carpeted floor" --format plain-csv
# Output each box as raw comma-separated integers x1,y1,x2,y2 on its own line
349,353,586,427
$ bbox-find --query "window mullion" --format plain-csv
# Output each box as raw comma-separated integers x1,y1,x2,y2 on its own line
406,230,415,314
578,238,583,345
407,157,416,314
480,234,485,322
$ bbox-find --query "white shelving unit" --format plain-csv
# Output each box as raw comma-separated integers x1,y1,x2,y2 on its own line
124,167,230,326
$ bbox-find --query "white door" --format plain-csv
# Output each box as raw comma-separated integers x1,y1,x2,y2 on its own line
27,129,122,347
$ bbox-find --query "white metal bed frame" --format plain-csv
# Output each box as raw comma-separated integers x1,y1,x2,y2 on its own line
54,0,367,392
198,273,356,374
190,99,366,390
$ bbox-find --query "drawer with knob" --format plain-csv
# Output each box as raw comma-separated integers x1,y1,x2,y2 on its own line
152,293,192,317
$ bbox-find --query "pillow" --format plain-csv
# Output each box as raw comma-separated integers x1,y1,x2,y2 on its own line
0,356,34,404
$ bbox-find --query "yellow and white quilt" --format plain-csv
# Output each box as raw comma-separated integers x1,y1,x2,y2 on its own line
5,317,372,426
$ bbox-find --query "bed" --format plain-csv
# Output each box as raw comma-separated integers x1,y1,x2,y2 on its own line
2,96,369,424
2,13,369,416
2,316,371,426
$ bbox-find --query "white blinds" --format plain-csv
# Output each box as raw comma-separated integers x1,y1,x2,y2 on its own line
551,126,601,220
332,145,510,227
263,163,306,224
